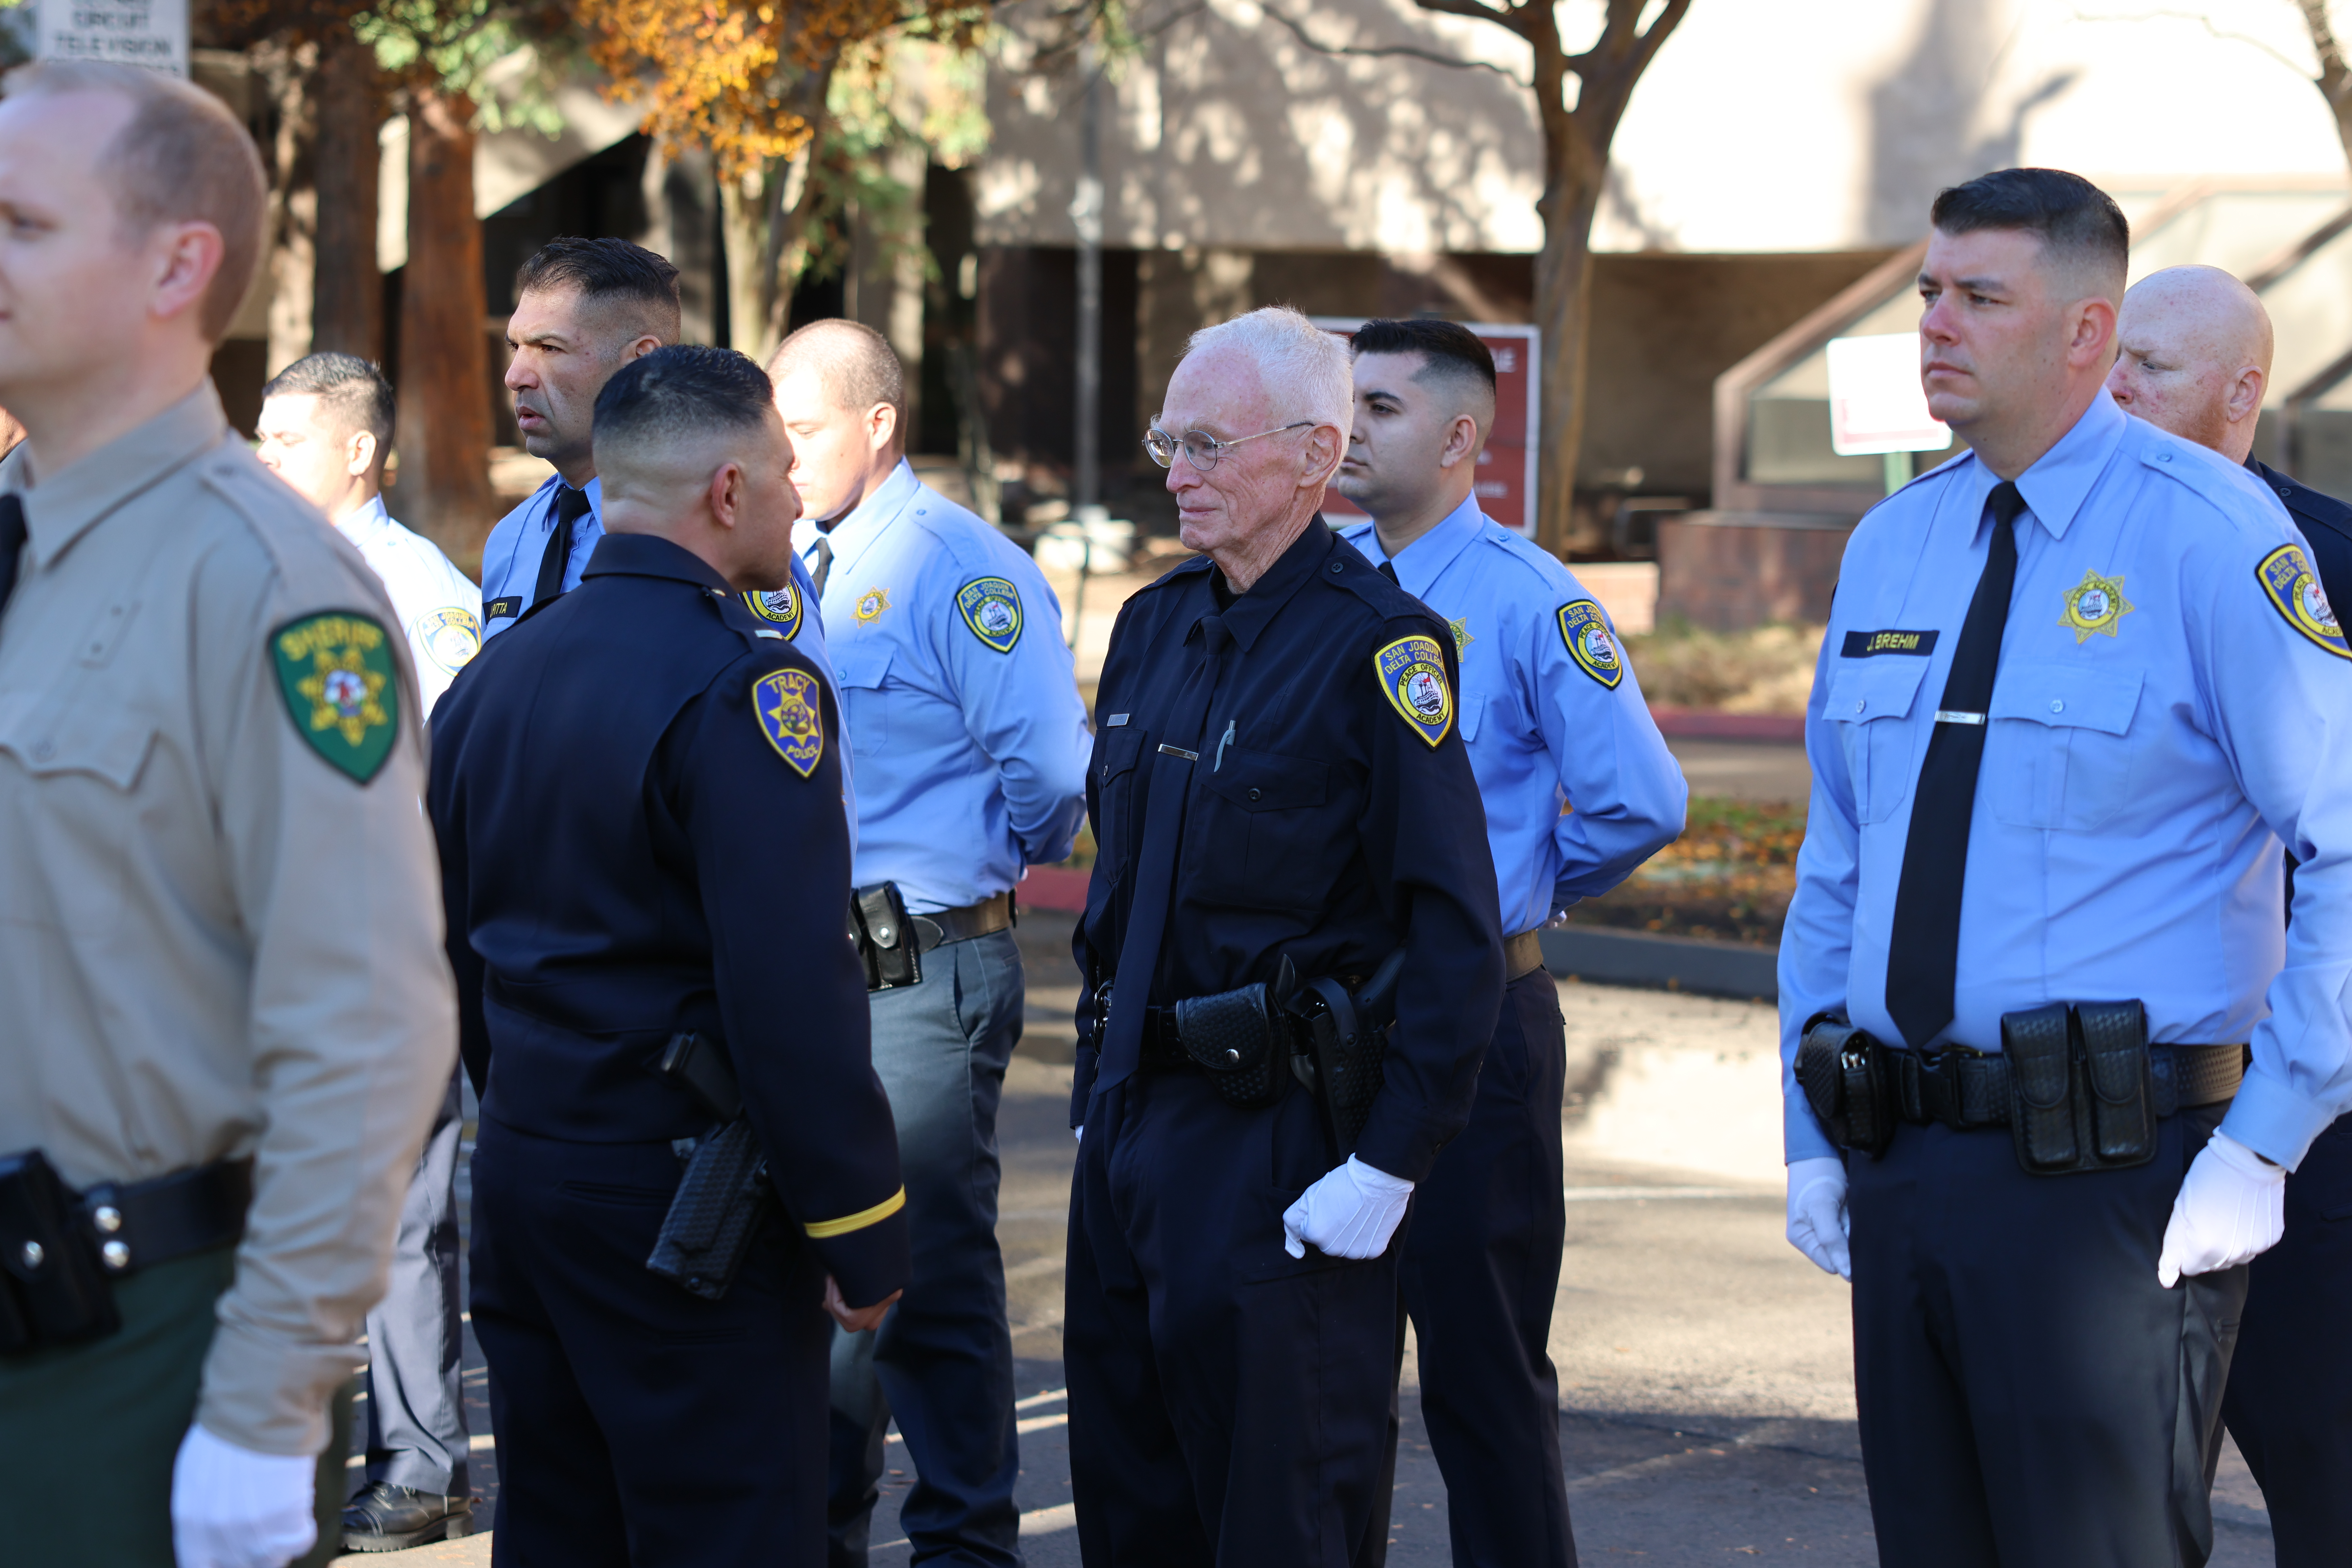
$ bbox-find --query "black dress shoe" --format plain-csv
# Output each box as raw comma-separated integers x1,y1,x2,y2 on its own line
341,1481,474,1552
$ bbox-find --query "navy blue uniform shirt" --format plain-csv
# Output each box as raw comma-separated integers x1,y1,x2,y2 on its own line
2251,457,2352,606
1072,521,1505,1182
428,531,908,1302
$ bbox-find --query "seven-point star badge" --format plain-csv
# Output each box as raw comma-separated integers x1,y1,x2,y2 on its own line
2059,569,2133,643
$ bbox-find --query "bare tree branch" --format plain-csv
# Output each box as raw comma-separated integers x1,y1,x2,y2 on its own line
1261,4,1530,87
2067,8,2318,81
1411,0,1528,39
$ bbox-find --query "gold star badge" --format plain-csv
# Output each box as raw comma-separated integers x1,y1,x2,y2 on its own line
2059,569,2133,643
855,586,890,624
1449,616,1472,655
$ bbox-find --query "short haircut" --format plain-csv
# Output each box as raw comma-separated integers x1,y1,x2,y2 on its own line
262,351,395,452
594,344,773,462
1351,318,1497,432
768,318,907,425
2,59,267,343
1183,305,1354,440
1929,168,2129,299
514,237,683,343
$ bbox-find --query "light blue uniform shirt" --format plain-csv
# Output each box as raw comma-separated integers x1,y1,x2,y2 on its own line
1779,391,2352,1170
477,472,832,680
802,460,1090,913
332,495,480,715
1341,497,1686,932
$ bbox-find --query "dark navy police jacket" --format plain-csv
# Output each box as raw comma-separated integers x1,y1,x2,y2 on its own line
2250,457,2352,611
428,531,908,1304
1072,520,1505,1182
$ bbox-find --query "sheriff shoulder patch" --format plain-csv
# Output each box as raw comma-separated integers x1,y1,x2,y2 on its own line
956,576,1024,653
1557,599,1624,689
1375,634,1454,748
271,611,400,783
2257,543,2352,659
744,585,802,640
414,606,482,674
754,667,826,777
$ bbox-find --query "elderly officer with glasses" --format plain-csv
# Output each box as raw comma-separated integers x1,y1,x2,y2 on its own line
1064,305,1503,1566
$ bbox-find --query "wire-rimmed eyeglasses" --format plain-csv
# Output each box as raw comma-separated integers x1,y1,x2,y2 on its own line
1142,421,1314,472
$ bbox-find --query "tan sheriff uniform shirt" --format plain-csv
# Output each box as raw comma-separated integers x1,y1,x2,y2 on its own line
0,385,456,1455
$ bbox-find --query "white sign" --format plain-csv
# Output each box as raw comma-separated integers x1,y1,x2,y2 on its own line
40,0,188,76
1826,332,1952,456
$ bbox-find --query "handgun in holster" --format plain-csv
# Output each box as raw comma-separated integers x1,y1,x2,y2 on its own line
846,882,921,991
646,1031,770,1301
1284,949,1406,1161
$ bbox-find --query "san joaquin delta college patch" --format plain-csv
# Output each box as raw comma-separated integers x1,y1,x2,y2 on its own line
1375,634,1454,748
271,612,400,783
2257,543,2352,659
744,585,802,640
754,667,826,778
956,577,1024,653
1557,599,1624,689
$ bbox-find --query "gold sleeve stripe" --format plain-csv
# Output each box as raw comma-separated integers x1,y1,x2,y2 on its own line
804,1187,907,1239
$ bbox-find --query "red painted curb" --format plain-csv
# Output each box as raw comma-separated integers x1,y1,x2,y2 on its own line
1649,708,1806,743
1021,864,1092,913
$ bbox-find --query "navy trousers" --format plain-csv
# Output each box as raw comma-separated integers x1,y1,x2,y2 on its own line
469,1118,831,1567
2222,1112,2352,1567
360,1064,469,1498
1400,966,1574,1568
828,929,1023,1568
1847,1102,2245,1568
1066,1071,1401,1568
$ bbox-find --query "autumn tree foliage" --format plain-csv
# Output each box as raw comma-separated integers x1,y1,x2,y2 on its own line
576,0,985,355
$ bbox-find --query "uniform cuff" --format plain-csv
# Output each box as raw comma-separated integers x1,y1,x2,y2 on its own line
1784,1089,1838,1165
812,1211,911,1312
196,1316,361,1457
2218,1070,2340,1172
1353,1106,1453,1185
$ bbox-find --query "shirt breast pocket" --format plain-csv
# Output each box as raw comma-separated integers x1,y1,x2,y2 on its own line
1987,664,2143,832
1091,727,1147,867
1823,660,1930,824
833,644,891,757
0,703,158,937
1191,746,1333,910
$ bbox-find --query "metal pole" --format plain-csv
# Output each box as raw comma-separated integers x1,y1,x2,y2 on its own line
1073,39,1103,519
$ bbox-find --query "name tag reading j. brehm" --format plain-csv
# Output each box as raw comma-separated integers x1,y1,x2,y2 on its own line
1841,629,1941,658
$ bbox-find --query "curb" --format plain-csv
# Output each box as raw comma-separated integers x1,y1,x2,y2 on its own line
1540,926,1778,1002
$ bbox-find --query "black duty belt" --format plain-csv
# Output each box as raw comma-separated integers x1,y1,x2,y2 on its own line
74,1157,254,1276
911,891,1013,952
1,1153,252,1354
1891,1042,2243,1131
1504,930,1545,981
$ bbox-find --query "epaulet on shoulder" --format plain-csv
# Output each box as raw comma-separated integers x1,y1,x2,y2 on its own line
1478,522,1572,588
2134,429,2280,537
195,440,388,609
1135,553,1212,595
1324,542,1434,623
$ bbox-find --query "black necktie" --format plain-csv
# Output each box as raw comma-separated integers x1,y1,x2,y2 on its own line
0,494,24,622
1885,481,2027,1050
811,537,834,598
1095,612,1231,1092
1378,560,1399,585
532,485,593,609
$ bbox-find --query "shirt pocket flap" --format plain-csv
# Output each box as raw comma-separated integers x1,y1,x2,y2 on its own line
0,716,158,790
1200,748,1329,812
1990,664,2143,735
831,643,893,691
1094,726,1146,783
1826,659,1930,725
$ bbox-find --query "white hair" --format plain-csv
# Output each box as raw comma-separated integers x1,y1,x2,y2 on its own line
1183,306,1354,442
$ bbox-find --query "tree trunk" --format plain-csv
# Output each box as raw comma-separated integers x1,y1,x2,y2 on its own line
312,35,385,362
257,42,318,378
396,84,494,562
719,166,770,358
1532,123,1606,559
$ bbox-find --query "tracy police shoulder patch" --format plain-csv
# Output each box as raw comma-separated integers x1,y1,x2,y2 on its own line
744,585,802,640
2257,543,2352,659
270,611,400,783
956,576,1024,653
753,667,826,778
415,606,482,673
1557,599,1624,689
1375,634,1454,748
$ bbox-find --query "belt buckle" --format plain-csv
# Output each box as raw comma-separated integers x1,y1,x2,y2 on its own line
1915,1045,1982,1130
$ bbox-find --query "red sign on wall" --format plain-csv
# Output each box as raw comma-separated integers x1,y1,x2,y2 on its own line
1311,319,1541,537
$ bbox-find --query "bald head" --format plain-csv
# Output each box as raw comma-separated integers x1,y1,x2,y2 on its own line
2106,265,2274,463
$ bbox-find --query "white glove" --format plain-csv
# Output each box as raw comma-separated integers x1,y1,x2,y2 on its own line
2157,1131,2286,1287
1281,1155,1413,1260
1786,1156,1851,1280
1074,1125,1084,1143
171,1422,318,1568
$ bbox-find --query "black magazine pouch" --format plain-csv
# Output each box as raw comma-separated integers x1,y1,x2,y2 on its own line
2003,1001,2155,1175
1796,1016,1892,1157
849,881,921,991
2003,1003,2081,1173
1176,982,1290,1108
2077,1000,2156,1167
0,1150,119,1352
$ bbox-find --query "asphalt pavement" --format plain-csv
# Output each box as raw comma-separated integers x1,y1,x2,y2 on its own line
339,917,2278,1565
